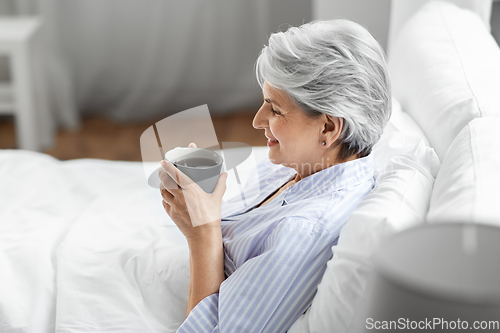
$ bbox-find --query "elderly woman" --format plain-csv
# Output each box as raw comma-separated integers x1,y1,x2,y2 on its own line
159,19,391,332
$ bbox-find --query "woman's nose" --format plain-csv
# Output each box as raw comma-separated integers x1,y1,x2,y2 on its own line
253,103,268,129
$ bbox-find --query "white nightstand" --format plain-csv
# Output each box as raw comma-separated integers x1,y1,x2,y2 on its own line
0,17,54,151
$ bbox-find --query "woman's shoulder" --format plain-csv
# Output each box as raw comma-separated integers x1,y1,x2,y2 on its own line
276,172,374,236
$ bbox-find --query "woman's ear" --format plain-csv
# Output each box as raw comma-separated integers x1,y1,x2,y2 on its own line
322,115,343,146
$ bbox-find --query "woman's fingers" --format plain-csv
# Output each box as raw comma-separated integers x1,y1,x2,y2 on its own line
212,172,228,198
160,182,187,210
188,142,197,148
158,167,179,190
162,198,173,216
160,160,195,189
160,182,174,201
159,164,187,190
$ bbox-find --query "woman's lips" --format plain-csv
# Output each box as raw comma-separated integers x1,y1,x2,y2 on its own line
266,136,279,147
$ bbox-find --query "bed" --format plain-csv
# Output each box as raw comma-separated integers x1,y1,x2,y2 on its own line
2,1,500,332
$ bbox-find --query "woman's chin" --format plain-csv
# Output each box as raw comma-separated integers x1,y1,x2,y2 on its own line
268,151,281,165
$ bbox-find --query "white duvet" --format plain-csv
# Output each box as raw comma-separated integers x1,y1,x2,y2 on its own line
0,148,266,333
0,149,191,333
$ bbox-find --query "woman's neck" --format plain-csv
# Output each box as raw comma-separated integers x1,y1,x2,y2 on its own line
293,153,359,180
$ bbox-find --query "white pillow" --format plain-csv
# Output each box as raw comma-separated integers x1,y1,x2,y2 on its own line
427,117,500,226
389,97,430,147
387,0,494,53
388,1,500,160
289,121,440,333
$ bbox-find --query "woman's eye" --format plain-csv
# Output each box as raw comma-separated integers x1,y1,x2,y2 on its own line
271,109,282,116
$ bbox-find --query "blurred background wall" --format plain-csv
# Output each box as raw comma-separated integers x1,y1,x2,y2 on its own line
313,0,391,51
0,0,312,126
0,0,397,130
1,0,497,125
0,0,497,159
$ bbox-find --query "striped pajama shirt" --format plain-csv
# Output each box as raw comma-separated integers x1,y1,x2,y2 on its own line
177,154,374,333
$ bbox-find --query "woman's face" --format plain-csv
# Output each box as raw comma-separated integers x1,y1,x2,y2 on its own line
253,82,330,175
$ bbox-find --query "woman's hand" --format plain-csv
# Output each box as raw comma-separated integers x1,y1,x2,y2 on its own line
160,143,227,312
159,143,228,243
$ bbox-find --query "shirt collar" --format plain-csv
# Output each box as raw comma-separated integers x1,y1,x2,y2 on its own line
280,153,374,204
222,154,374,218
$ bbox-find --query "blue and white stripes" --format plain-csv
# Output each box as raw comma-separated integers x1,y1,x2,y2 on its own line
177,155,374,333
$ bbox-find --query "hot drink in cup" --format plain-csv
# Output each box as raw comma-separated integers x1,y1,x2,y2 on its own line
164,147,223,193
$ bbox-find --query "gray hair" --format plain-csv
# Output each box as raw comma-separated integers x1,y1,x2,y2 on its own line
255,19,391,159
